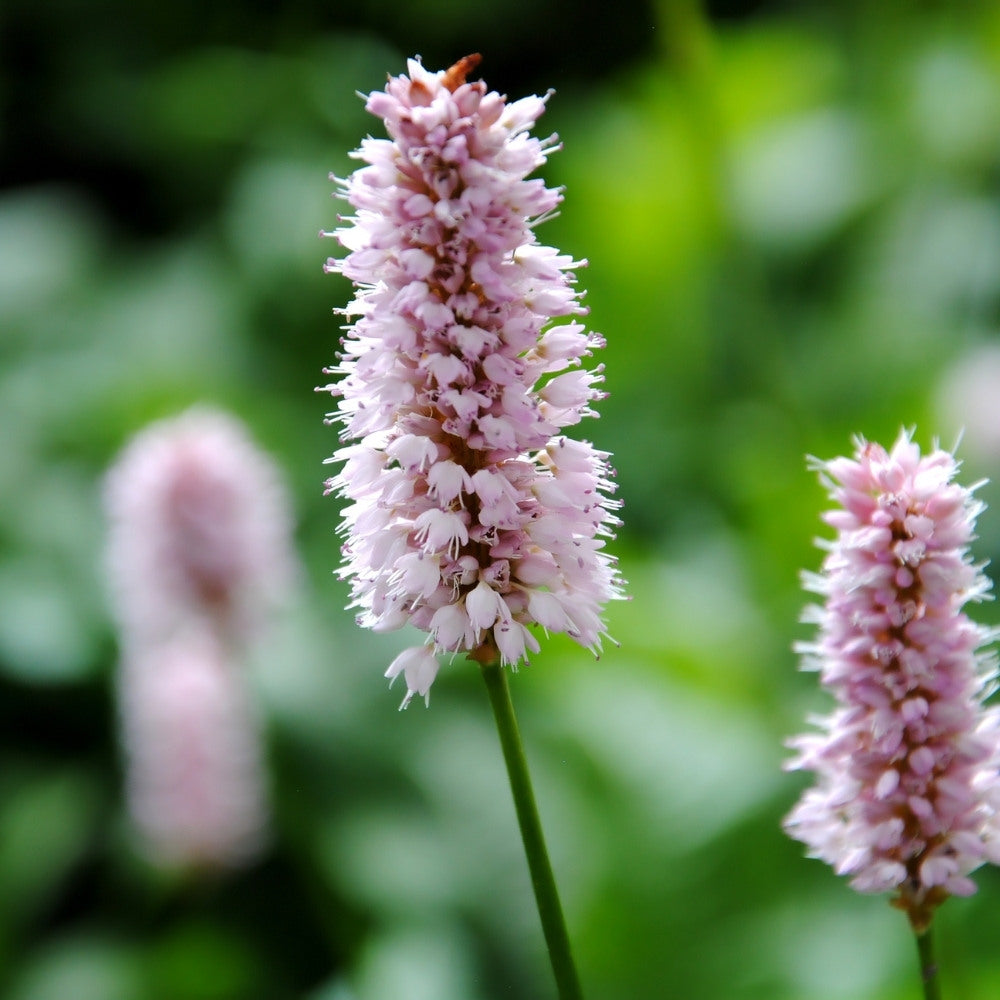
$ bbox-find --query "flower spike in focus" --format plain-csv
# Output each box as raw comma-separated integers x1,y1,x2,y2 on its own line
784,430,1000,932
321,56,624,706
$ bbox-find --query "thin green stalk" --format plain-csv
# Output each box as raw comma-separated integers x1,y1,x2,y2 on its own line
478,657,584,1000
914,926,942,1000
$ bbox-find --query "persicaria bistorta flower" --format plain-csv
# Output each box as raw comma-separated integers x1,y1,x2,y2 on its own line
105,407,298,868
784,431,1000,930
105,406,298,650
320,55,623,707
119,624,269,869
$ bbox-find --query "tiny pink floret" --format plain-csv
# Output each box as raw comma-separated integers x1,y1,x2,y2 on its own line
321,56,623,707
785,431,1000,929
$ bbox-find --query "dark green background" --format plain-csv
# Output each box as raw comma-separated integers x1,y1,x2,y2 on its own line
3,1,1000,997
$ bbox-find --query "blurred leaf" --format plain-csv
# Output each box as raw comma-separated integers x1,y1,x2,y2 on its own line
143,921,261,1000
0,559,101,683
145,48,293,147
554,666,781,851
351,924,488,1000
726,108,880,252
906,40,1000,169
713,23,844,135
223,156,334,280
0,769,102,937
301,35,405,139
0,189,105,330
5,935,141,1000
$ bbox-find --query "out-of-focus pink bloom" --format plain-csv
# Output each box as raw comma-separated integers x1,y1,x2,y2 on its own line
320,56,623,707
120,625,268,869
785,431,1000,930
105,407,297,868
105,406,297,649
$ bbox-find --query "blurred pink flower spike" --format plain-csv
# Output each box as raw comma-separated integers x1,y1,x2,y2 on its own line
785,430,1000,932
105,406,298,869
321,55,624,707
120,625,269,869
105,406,298,652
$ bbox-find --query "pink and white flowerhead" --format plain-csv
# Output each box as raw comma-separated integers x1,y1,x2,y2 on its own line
105,406,298,650
105,407,297,868
785,431,1000,930
321,56,623,706
119,625,268,869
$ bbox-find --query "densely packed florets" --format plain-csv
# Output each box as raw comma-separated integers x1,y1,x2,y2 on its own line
105,407,295,867
321,56,623,706
785,431,1000,929
105,407,297,650
119,624,269,868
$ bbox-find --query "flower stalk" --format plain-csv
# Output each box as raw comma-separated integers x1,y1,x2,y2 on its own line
479,652,584,1000
915,926,942,1000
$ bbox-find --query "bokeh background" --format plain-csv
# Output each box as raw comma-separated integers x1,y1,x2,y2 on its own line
4,0,1000,997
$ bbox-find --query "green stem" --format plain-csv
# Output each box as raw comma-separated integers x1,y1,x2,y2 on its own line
914,926,942,1000
479,657,584,1000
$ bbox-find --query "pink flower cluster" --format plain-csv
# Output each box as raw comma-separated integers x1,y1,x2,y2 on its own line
321,56,623,706
106,407,297,651
118,625,269,869
105,407,297,868
785,432,1000,929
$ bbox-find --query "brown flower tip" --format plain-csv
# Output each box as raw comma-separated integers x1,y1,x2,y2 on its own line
442,53,482,92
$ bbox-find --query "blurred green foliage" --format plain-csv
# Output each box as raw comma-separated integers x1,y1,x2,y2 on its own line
3,0,1000,998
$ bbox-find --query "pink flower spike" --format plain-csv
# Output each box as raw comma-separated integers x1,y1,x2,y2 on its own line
322,56,624,703
119,626,269,869
104,406,299,871
104,406,298,650
784,431,1000,931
